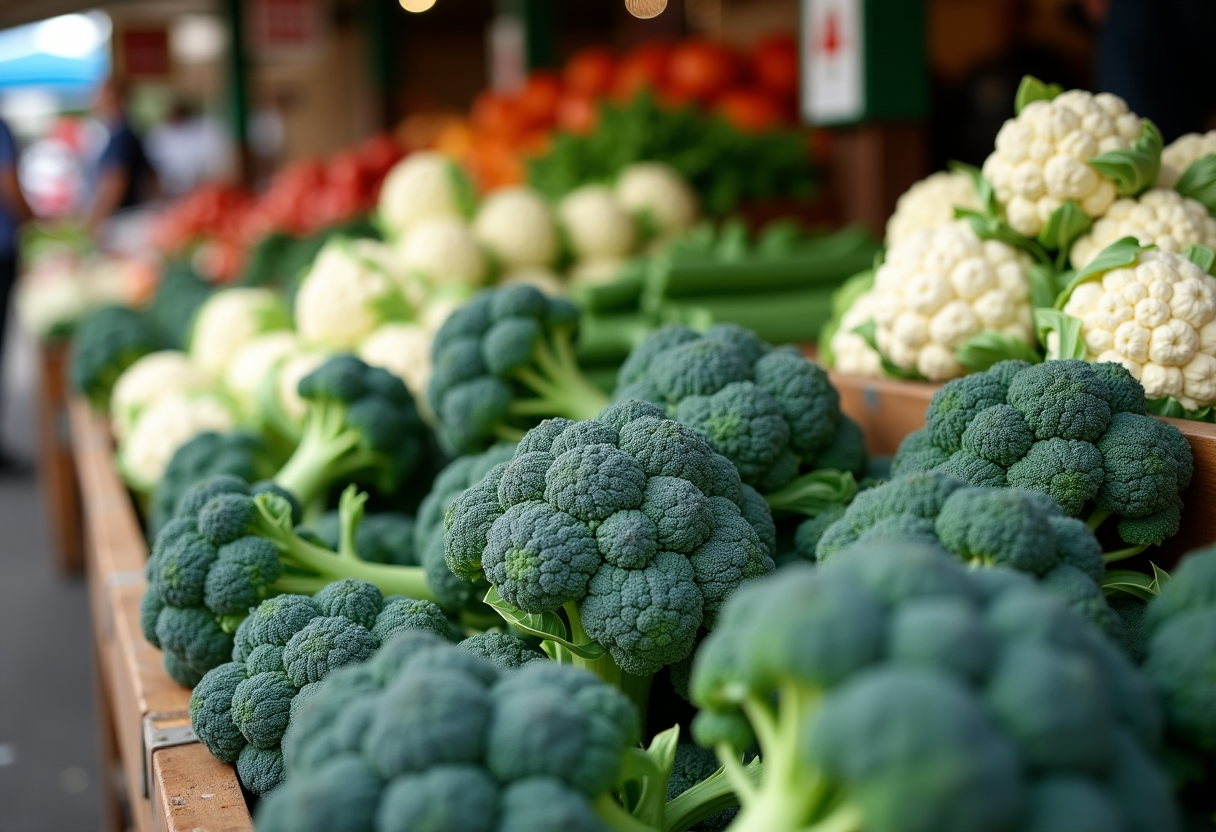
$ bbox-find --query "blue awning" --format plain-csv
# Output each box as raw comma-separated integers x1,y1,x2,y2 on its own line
0,50,109,90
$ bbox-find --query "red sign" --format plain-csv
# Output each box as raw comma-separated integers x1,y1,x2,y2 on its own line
119,28,170,77
249,0,323,56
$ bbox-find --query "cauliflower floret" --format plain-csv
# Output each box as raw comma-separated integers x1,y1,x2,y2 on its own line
397,216,486,288
15,271,87,339
558,185,637,261
982,90,1143,238
223,331,300,422
377,151,470,239
1158,130,1216,189
267,348,333,432
1070,189,1216,268
1061,248,1216,408
110,351,213,442
869,222,1036,381
294,239,411,349
189,287,292,378
568,259,627,287
829,289,884,378
885,171,983,247
612,162,699,242
499,267,567,296
118,392,237,492
473,187,558,270
358,322,433,416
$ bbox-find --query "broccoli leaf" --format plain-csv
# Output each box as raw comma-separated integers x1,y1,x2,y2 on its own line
483,587,607,661
1033,309,1087,360
955,332,1043,374
1174,153,1216,216
1013,75,1064,114
1089,120,1164,197
1102,565,1170,600
1055,236,1148,307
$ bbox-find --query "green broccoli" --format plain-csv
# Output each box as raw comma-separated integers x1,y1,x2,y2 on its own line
69,305,159,409
615,324,861,517
689,543,1179,832
149,431,281,539
893,359,1193,552
444,404,776,706
457,631,548,669
189,578,450,795
815,470,1124,641
142,478,441,685
427,284,610,455
258,634,648,832
146,259,214,349
666,744,738,831
315,510,416,566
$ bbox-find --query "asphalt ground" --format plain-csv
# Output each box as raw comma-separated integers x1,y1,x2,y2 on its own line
0,328,104,832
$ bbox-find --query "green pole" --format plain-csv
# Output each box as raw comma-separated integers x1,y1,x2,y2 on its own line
364,0,396,128
497,0,555,70
224,0,251,182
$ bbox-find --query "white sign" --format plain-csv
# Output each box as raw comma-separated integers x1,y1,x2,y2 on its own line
803,0,864,125
487,14,527,93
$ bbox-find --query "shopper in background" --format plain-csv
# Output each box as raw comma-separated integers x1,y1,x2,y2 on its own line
0,115,33,473
146,99,232,197
87,78,158,235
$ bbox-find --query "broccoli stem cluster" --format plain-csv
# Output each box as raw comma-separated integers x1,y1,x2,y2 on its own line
501,328,608,435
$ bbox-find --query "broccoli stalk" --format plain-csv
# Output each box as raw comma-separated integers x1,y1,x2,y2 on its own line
503,326,609,430
762,469,858,517
273,403,385,509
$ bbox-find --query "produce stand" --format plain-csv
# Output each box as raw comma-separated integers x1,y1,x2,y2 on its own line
69,395,253,832
37,341,82,572
832,373,1216,569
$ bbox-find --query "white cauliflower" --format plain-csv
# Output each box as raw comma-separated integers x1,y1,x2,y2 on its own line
558,185,638,261
294,239,412,349
473,187,558,270
257,348,334,437
499,267,567,296
118,392,237,492
828,289,884,379
1057,247,1216,409
396,217,486,288
869,222,1036,381
16,271,88,339
189,287,292,378
223,331,300,422
1158,130,1216,189
1069,189,1216,268
110,351,213,442
982,90,1144,238
613,162,699,242
359,323,434,416
885,171,983,247
377,151,471,239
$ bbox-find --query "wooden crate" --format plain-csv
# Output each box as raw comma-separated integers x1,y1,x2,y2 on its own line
832,372,1216,569
69,396,254,832
37,341,82,572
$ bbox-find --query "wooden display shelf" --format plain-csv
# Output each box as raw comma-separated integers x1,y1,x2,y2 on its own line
37,341,82,572
69,396,253,832
832,372,1216,570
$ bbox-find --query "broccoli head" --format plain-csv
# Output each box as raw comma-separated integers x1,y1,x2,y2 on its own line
258,634,644,832
614,324,861,517
444,403,776,692
190,579,450,795
69,305,159,409
689,543,1179,832
892,359,1193,550
426,284,610,455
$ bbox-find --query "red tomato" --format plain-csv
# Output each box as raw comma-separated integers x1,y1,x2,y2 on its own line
563,47,617,97
358,133,403,176
611,41,670,101
665,39,738,103
556,93,598,135
471,92,525,142
517,71,562,130
751,33,799,99
714,87,786,132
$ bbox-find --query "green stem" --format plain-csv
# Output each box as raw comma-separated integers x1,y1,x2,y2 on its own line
664,758,761,832
272,415,363,507
593,793,663,832
491,423,527,442
336,486,366,562
1086,508,1112,532
803,805,863,832
1104,544,1149,564
764,470,858,517
515,331,609,422
563,602,653,724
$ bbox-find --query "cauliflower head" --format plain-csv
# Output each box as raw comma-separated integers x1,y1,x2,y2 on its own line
397,216,486,288
828,289,884,379
189,288,292,379
983,89,1144,237
885,170,983,247
223,332,300,422
870,222,1035,381
558,184,637,262
1057,247,1216,409
1158,130,1216,189
111,350,213,442
499,267,566,296
358,322,434,413
613,161,699,242
1070,189,1216,269
118,392,237,492
473,186,558,270
293,239,411,349
377,150,472,238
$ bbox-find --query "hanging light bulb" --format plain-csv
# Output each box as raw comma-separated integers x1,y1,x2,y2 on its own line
625,0,667,19
400,0,437,12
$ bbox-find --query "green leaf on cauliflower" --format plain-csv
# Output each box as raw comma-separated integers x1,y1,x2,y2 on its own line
1145,395,1216,423
954,331,1042,374
1174,153,1216,216
1032,309,1087,360
1089,120,1164,198
1036,201,1093,268
1013,74,1063,114
1182,244,1216,275
1055,236,1149,307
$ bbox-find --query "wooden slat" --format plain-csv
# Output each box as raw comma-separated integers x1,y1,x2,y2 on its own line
153,741,253,832
36,342,83,571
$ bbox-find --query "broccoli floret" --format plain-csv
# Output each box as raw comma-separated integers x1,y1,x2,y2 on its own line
811,415,868,479
315,509,417,565
69,305,159,409
1110,595,1149,664
257,637,648,832
458,632,548,668
427,285,609,455
666,744,738,831
146,259,214,348
190,579,452,795
444,408,776,700
890,360,1193,550
688,544,1180,832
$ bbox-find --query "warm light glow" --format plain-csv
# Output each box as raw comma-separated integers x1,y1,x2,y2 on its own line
170,15,227,64
400,0,437,12
625,0,668,18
